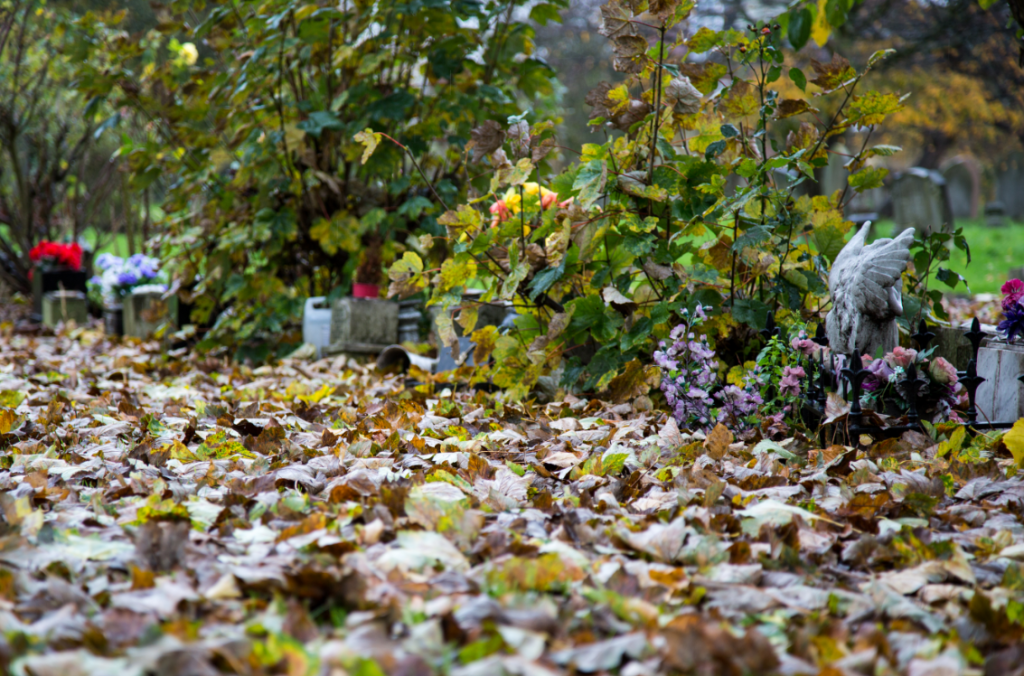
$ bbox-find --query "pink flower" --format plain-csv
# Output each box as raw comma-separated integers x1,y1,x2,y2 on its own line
1003,279,1024,311
885,346,918,369
928,357,958,385
541,190,558,210
489,199,510,226
791,338,828,361
779,365,805,397
558,196,574,209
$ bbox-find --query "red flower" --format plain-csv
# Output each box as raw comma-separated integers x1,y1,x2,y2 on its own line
1002,278,1024,312
28,241,83,271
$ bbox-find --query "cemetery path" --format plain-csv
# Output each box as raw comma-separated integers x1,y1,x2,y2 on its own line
1,326,1024,675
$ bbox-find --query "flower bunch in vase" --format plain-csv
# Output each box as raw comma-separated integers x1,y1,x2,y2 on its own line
998,279,1024,343
89,253,166,307
29,241,82,275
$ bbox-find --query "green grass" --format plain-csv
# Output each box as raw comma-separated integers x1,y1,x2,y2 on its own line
872,218,1024,296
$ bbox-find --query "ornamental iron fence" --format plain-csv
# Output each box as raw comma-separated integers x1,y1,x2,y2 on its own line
759,314,1024,441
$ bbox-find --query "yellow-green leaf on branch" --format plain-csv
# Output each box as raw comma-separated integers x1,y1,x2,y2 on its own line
354,128,382,165
439,253,477,292
388,252,427,299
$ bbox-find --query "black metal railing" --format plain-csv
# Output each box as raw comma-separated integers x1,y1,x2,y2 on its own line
762,314,1024,441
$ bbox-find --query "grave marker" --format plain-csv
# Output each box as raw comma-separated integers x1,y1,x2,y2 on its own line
891,168,954,237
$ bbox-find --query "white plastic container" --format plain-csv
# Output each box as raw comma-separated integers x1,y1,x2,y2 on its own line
302,296,333,358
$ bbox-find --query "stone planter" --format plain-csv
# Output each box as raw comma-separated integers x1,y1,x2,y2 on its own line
42,291,88,328
104,305,124,336
325,297,398,355
124,289,177,339
976,340,1024,422
31,267,87,321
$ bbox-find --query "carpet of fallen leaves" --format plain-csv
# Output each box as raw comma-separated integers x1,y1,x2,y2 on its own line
3,323,1024,676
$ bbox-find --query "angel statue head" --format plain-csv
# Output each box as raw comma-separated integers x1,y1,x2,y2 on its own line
825,222,916,357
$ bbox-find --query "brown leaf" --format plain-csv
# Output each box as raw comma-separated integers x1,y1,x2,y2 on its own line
607,359,660,404
810,53,856,92
469,120,505,160
775,98,813,119
703,423,733,460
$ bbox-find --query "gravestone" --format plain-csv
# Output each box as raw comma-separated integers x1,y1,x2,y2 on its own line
985,201,1007,228
976,341,1024,423
772,168,811,198
996,154,1024,221
891,168,954,238
124,289,178,339
42,290,88,328
31,268,87,322
941,157,981,220
326,297,398,354
819,142,849,199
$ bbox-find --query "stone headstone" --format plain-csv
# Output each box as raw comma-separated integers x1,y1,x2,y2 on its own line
996,153,1024,221
42,290,88,328
429,290,512,342
891,168,954,238
773,168,811,198
940,157,981,220
31,268,87,322
124,289,177,339
985,201,1007,228
976,341,1024,423
819,143,849,199
326,297,398,354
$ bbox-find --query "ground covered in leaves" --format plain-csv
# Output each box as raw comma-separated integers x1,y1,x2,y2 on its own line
2,323,1024,676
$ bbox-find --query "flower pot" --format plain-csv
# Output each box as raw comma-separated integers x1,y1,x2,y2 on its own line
31,267,87,322
352,283,380,299
104,305,124,336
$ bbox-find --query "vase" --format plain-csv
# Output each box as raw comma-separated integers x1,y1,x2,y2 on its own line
104,305,124,336
352,283,380,299
31,267,87,322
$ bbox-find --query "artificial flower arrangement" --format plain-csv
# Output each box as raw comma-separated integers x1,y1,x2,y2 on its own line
29,241,83,275
791,337,967,424
89,253,166,306
489,182,571,230
998,278,1024,343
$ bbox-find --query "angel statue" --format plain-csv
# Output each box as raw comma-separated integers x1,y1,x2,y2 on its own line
826,222,916,357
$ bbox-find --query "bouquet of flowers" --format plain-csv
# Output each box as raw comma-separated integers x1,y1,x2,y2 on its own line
998,279,1024,343
29,241,83,272
89,253,166,306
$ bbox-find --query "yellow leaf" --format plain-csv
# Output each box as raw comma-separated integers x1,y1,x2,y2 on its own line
0,409,18,435
354,128,382,165
300,383,333,405
1003,420,1024,467
811,0,831,47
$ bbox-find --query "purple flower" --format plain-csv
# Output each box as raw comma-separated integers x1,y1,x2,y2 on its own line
117,271,139,286
863,357,895,392
999,301,1024,344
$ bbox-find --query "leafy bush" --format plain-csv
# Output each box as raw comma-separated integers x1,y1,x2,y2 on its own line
73,0,565,358
380,0,913,399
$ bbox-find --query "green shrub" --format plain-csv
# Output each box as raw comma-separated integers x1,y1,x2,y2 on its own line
379,0,931,399
73,0,565,358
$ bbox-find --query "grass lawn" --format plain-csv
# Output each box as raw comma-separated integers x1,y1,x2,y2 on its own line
872,218,1024,296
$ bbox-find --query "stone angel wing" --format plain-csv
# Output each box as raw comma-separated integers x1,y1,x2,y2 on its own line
843,226,916,320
